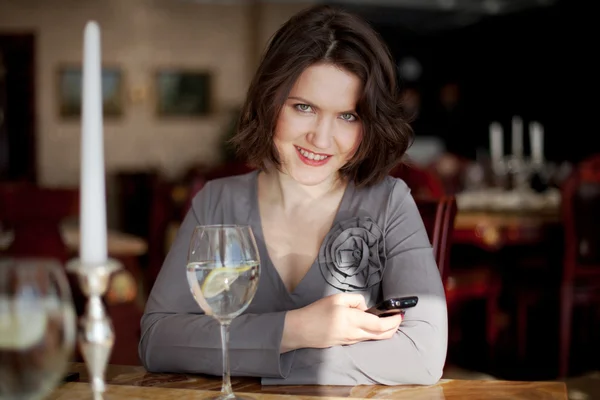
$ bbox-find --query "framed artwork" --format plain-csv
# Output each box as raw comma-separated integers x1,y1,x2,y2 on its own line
155,69,211,117
57,65,124,118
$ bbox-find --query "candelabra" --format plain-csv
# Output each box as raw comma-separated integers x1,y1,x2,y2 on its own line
491,155,537,191
67,258,122,400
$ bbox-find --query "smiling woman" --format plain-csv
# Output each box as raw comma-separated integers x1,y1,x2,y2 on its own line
140,4,448,387
231,6,412,189
273,63,363,186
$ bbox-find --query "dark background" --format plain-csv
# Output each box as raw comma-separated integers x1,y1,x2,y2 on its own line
332,0,597,163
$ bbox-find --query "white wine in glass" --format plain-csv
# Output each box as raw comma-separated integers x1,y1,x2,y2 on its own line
186,225,260,400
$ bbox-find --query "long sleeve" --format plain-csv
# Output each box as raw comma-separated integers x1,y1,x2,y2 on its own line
138,183,295,378
342,186,448,385
262,181,447,386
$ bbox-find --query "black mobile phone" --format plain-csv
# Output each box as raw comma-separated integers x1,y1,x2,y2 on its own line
63,372,80,382
366,296,418,317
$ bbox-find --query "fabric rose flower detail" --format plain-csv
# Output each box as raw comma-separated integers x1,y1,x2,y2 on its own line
318,216,386,291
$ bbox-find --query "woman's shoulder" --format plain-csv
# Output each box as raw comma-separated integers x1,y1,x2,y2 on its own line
351,175,411,208
190,170,257,213
379,175,410,196
201,170,257,195
342,174,421,233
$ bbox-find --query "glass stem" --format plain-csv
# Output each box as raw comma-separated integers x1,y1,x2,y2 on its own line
220,321,233,397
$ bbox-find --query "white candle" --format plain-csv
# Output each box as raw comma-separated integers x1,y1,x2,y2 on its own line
529,121,544,165
511,116,523,159
489,122,503,163
80,21,107,265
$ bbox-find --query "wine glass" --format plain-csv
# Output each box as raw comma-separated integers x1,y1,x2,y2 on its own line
0,257,77,400
186,225,260,400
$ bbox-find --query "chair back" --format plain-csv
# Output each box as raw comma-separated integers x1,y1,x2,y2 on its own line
390,163,445,199
415,195,457,286
0,183,78,263
562,154,600,282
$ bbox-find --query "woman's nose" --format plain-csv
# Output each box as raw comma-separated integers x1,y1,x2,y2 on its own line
308,117,334,149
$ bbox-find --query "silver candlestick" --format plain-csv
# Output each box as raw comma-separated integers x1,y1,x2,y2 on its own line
67,258,121,400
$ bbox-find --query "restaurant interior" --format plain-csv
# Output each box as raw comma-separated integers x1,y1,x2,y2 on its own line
1,0,598,399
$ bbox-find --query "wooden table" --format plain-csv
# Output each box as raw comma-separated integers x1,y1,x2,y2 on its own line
453,210,561,250
49,363,568,399
452,188,562,250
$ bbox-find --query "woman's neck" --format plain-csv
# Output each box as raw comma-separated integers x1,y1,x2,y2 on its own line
259,168,347,214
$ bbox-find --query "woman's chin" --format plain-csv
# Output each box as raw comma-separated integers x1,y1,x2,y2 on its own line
276,157,342,187
286,168,337,187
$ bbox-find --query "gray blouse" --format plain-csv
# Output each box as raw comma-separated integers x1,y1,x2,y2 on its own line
139,170,448,386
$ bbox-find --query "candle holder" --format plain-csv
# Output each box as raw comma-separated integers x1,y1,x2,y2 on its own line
490,158,508,189
66,258,122,400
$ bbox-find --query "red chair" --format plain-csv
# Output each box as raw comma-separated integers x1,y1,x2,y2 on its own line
414,196,457,287
0,183,144,366
559,154,600,377
0,183,78,263
390,163,445,199
392,163,504,362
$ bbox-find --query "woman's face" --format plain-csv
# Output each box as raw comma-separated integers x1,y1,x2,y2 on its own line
273,63,363,187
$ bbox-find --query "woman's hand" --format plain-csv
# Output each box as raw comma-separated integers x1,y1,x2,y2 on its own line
280,293,403,353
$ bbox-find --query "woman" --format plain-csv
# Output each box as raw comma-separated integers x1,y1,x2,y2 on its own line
139,4,447,386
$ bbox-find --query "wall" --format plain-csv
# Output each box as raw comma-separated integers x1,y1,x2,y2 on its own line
0,0,312,186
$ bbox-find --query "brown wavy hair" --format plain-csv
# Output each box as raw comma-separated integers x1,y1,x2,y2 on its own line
230,4,413,187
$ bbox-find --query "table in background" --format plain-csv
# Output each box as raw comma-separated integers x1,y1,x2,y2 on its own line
453,188,561,249
0,224,147,257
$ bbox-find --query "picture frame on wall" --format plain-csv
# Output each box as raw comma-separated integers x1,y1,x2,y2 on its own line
155,69,211,117
57,65,124,118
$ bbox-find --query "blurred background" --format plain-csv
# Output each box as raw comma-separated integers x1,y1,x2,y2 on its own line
1,0,598,397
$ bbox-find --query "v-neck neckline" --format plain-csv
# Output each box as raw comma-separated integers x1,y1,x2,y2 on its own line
249,169,354,298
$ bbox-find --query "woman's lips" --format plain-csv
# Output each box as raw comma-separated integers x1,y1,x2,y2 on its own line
295,146,332,167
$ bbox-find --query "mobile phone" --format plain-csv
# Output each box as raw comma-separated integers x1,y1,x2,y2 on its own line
63,372,80,382
366,296,418,317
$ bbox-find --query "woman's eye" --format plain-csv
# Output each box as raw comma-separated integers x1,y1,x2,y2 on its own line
295,104,312,113
340,113,357,122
